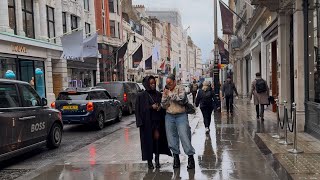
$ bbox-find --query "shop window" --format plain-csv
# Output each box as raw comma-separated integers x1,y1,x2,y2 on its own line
71,15,78,30
109,0,114,13
0,57,17,80
34,61,45,98
22,0,34,38
47,6,56,43
8,0,16,34
110,20,116,37
62,12,67,33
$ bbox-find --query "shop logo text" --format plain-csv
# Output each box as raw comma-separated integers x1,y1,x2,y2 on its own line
11,45,27,53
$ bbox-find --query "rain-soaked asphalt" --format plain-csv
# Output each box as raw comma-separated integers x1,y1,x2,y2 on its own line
0,114,137,180
15,101,283,180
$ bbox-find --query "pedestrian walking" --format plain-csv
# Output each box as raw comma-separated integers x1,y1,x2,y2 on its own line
222,77,239,115
135,76,172,169
195,81,215,133
162,74,196,169
190,80,198,104
250,72,270,121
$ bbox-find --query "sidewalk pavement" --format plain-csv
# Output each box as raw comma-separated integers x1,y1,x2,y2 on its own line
17,99,320,180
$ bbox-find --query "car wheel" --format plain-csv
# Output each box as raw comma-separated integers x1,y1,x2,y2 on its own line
116,108,122,122
47,123,63,149
95,112,105,130
128,104,133,115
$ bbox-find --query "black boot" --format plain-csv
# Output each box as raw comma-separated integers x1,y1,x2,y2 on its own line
173,154,180,168
187,155,195,169
155,154,160,168
148,160,154,169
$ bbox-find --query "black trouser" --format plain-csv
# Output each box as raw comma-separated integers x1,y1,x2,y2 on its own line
192,92,197,104
256,104,265,118
225,95,234,113
200,106,213,128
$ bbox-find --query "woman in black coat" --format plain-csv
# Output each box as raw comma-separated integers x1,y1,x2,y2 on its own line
135,76,172,169
195,81,215,134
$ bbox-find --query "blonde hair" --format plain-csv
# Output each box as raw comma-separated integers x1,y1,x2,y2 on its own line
202,81,210,91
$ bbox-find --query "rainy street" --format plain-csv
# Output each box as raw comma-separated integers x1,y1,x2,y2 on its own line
9,101,286,180
0,114,137,180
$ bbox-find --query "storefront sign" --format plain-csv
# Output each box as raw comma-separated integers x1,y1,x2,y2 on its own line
11,45,27,53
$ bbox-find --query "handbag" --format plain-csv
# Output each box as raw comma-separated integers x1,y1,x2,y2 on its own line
185,102,196,114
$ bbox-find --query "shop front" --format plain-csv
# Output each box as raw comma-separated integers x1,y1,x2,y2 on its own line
67,58,98,88
305,0,320,137
0,40,53,100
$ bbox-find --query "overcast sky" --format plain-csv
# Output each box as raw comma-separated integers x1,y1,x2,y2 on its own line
132,0,228,62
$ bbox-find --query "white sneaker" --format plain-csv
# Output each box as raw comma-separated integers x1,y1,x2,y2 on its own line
205,128,210,133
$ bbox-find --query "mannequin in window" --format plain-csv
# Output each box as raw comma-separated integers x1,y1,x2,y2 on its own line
30,77,35,89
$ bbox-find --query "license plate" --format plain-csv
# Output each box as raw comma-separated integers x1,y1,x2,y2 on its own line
62,105,78,110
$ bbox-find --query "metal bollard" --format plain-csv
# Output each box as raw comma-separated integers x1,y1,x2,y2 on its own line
288,103,304,154
279,101,293,145
272,99,284,139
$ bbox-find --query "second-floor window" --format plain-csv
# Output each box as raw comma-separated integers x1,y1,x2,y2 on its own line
47,6,55,42
109,0,114,13
110,20,115,37
84,0,89,11
85,23,90,37
62,12,67,33
22,0,35,38
8,0,16,34
71,15,78,30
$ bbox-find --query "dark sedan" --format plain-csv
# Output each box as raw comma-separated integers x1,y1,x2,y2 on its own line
51,87,122,130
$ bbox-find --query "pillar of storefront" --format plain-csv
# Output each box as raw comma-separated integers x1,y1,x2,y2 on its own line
39,0,48,39
54,0,63,44
96,59,100,84
261,40,268,81
52,58,68,97
293,0,306,131
44,57,56,105
34,0,41,39
278,12,292,110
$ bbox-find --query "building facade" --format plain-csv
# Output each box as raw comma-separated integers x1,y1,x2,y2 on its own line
1,0,97,105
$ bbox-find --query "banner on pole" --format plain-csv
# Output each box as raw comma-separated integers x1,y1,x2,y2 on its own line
132,45,143,68
61,30,83,60
219,1,233,35
145,55,152,70
82,33,99,58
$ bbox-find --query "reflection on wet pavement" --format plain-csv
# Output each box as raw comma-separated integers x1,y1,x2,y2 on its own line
20,103,281,180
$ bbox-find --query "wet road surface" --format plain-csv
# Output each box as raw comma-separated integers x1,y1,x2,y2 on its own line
18,103,281,180
0,114,136,180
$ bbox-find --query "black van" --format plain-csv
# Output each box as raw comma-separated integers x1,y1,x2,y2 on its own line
96,81,142,114
0,79,63,162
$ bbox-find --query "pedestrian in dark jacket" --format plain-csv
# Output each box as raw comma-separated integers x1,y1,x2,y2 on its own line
222,77,238,114
250,72,270,121
195,81,215,133
190,80,198,104
135,76,172,169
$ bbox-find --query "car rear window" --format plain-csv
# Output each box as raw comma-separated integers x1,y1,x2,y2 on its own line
96,83,123,96
57,92,89,100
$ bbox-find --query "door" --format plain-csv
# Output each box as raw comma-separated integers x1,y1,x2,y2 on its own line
17,83,48,147
98,91,116,120
90,91,110,121
0,83,21,155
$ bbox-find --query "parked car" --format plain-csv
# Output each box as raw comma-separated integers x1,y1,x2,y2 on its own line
51,87,122,130
96,81,142,114
0,79,63,162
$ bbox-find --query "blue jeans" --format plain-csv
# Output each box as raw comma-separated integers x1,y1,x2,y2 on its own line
165,113,195,155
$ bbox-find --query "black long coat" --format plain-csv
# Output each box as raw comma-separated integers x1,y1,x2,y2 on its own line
135,90,172,161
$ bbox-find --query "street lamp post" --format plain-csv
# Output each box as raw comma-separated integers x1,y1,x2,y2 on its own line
213,0,221,111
